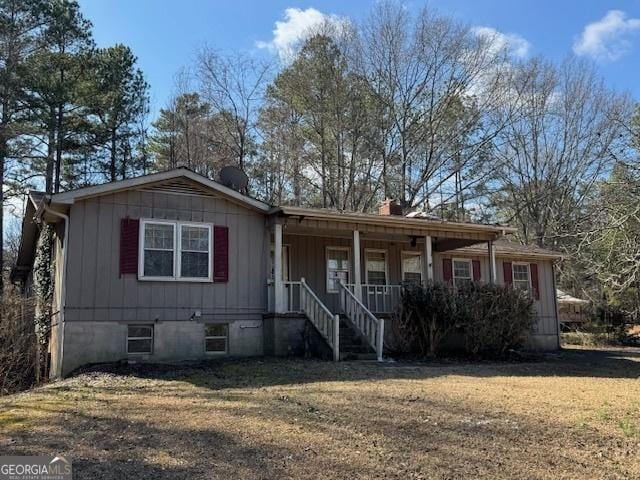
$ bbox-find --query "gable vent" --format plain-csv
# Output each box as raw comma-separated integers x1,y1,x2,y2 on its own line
138,178,218,198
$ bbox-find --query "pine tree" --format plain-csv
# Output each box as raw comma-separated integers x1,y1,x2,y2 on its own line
84,44,149,181
149,92,211,174
22,0,93,193
0,0,46,291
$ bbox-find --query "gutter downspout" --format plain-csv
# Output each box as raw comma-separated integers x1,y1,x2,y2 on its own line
42,204,69,378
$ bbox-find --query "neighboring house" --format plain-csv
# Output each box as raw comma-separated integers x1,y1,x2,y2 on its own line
11,168,562,377
557,290,590,325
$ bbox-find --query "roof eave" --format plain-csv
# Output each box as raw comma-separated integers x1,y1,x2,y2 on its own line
50,168,271,213
444,248,562,260
272,206,516,236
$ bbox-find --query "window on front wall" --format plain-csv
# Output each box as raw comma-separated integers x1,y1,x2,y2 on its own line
326,247,350,292
453,259,472,287
402,252,423,284
205,323,228,353
127,325,153,354
180,225,210,278
143,222,175,277
140,220,212,281
366,250,387,285
512,263,531,291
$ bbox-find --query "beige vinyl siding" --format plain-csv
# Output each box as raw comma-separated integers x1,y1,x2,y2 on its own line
64,189,268,323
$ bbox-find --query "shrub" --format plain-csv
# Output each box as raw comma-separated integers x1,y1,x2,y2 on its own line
396,281,535,359
460,283,535,357
0,290,38,395
395,282,460,357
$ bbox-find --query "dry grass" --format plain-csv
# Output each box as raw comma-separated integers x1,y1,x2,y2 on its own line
1,346,640,479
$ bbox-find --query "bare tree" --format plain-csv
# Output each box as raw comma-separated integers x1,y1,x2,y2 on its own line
357,3,516,214
490,57,632,247
196,48,271,171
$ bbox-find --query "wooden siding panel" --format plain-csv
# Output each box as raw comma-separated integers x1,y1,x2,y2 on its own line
65,190,267,323
80,201,98,321
93,198,112,321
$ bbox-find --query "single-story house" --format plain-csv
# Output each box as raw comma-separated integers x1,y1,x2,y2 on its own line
557,289,590,325
11,168,562,377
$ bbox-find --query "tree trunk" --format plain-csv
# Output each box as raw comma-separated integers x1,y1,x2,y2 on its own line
320,121,327,208
184,119,191,169
0,135,5,294
45,107,56,194
54,105,64,193
110,129,117,182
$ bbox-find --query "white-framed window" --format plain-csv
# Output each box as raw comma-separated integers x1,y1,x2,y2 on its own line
139,219,212,282
326,247,350,293
141,220,175,279
127,325,153,354
452,258,472,287
204,323,228,353
365,249,388,285
401,251,423,284
179,223,211,279
512,263,531,291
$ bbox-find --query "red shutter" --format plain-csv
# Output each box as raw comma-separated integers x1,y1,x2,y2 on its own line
503,262,513,287
472,260,481,282
443,258,453,283
530,263,540,300
120,218,139,276
213,225,229,282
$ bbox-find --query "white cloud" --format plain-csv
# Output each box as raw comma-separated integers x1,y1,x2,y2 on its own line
573,10,640,61
471,26,531,59
256,7,348,62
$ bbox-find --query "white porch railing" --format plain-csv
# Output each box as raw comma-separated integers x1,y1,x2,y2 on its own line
339,282,384,361
300,278,340,362
267,280,303,313
346,284,402,314
267,279,339,361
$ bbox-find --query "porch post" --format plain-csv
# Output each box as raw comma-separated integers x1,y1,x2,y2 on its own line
353,229,362,301
425,235,434,282
274,223,284,312
488,240,497,285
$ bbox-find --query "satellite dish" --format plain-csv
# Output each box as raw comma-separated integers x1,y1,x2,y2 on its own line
219,166,249,193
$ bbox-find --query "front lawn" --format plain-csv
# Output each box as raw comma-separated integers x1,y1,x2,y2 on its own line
1,346,639,479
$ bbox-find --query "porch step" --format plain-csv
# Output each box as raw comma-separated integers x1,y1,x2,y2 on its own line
339,352,378,361
339,315,376,360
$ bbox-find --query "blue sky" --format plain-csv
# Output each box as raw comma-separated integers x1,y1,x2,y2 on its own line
4,2,640,237
78,0,640,117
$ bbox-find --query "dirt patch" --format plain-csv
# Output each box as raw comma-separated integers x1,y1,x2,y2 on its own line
1,347,639,479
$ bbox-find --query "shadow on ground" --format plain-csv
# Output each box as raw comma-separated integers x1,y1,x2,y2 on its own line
1,346,639,479
70,345,640,392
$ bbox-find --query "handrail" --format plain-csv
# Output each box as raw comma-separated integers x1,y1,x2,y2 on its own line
267,280,303,313
300,278,340,361
345,283,402,314
339,281,384,361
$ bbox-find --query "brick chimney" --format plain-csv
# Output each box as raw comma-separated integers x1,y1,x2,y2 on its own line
378,199,403,216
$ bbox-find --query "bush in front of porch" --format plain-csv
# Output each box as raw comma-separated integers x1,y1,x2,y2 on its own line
395,282,535,358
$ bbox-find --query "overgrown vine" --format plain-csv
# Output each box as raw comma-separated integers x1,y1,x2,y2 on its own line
33,224,54,346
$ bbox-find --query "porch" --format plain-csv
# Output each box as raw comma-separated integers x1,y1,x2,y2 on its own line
266,206,508,361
